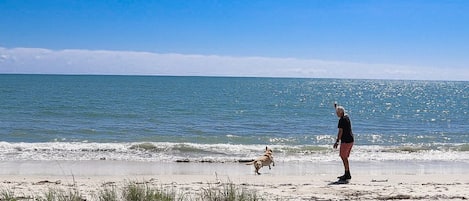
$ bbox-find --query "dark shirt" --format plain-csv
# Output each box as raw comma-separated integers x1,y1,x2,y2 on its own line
338,115,354,143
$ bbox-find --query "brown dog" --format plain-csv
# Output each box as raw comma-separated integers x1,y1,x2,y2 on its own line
246,146,275,175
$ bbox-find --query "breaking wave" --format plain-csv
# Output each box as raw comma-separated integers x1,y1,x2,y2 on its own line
0,141,468,163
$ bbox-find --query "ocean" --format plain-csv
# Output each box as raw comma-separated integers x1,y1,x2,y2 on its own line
1,74,468,163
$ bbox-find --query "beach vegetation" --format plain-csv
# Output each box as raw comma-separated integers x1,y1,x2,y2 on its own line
201,182,261,201
121,182,177,201
1,180,263,201
39,188,83,201
0,188,19,201
97,185,118,201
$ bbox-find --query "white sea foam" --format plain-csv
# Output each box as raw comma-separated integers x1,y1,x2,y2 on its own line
0,142,468,163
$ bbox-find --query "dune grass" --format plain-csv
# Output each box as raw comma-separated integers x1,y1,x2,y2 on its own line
200,182,261,201
39,188,83,201
1,188,18,201
0,180,264,201
120,182,178,201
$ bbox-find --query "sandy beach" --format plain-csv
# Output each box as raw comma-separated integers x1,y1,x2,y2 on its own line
1,160,468,200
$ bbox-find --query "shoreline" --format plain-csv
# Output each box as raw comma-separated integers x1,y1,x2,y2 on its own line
1,160,468,176
1,160,468,200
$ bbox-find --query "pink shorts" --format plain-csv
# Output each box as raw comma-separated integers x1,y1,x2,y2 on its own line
340,142,353,158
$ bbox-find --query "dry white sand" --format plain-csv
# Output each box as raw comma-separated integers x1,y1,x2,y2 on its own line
1,160,468,200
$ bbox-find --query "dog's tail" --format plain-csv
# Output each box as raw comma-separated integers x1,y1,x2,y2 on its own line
245,160,255,165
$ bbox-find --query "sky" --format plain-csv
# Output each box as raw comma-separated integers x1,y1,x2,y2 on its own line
1,0,468,80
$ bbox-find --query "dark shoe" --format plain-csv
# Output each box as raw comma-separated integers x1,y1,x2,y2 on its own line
338,175,351,181
344,175,352,180
338,171,351,180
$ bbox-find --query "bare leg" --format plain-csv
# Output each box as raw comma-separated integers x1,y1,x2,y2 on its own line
341,156,349,171
340,156,351,180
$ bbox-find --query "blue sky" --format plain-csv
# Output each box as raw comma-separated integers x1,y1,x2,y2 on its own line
1,0,468,80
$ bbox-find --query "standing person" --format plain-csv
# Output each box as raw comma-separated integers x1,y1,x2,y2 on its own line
333,103,354,181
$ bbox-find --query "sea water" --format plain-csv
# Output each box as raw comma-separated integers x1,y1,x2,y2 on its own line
0,74,468,163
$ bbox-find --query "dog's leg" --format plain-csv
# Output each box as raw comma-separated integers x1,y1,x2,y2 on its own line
255,167,261,175
255,162,262,175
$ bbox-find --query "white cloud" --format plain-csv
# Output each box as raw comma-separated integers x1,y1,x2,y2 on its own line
0,47,467,81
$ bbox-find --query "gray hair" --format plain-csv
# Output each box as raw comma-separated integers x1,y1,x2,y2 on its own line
336,106,345,114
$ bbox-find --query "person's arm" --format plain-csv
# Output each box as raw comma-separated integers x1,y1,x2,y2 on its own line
334,128,343,149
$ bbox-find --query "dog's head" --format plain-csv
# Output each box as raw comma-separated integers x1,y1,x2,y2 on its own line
265,146,273,154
